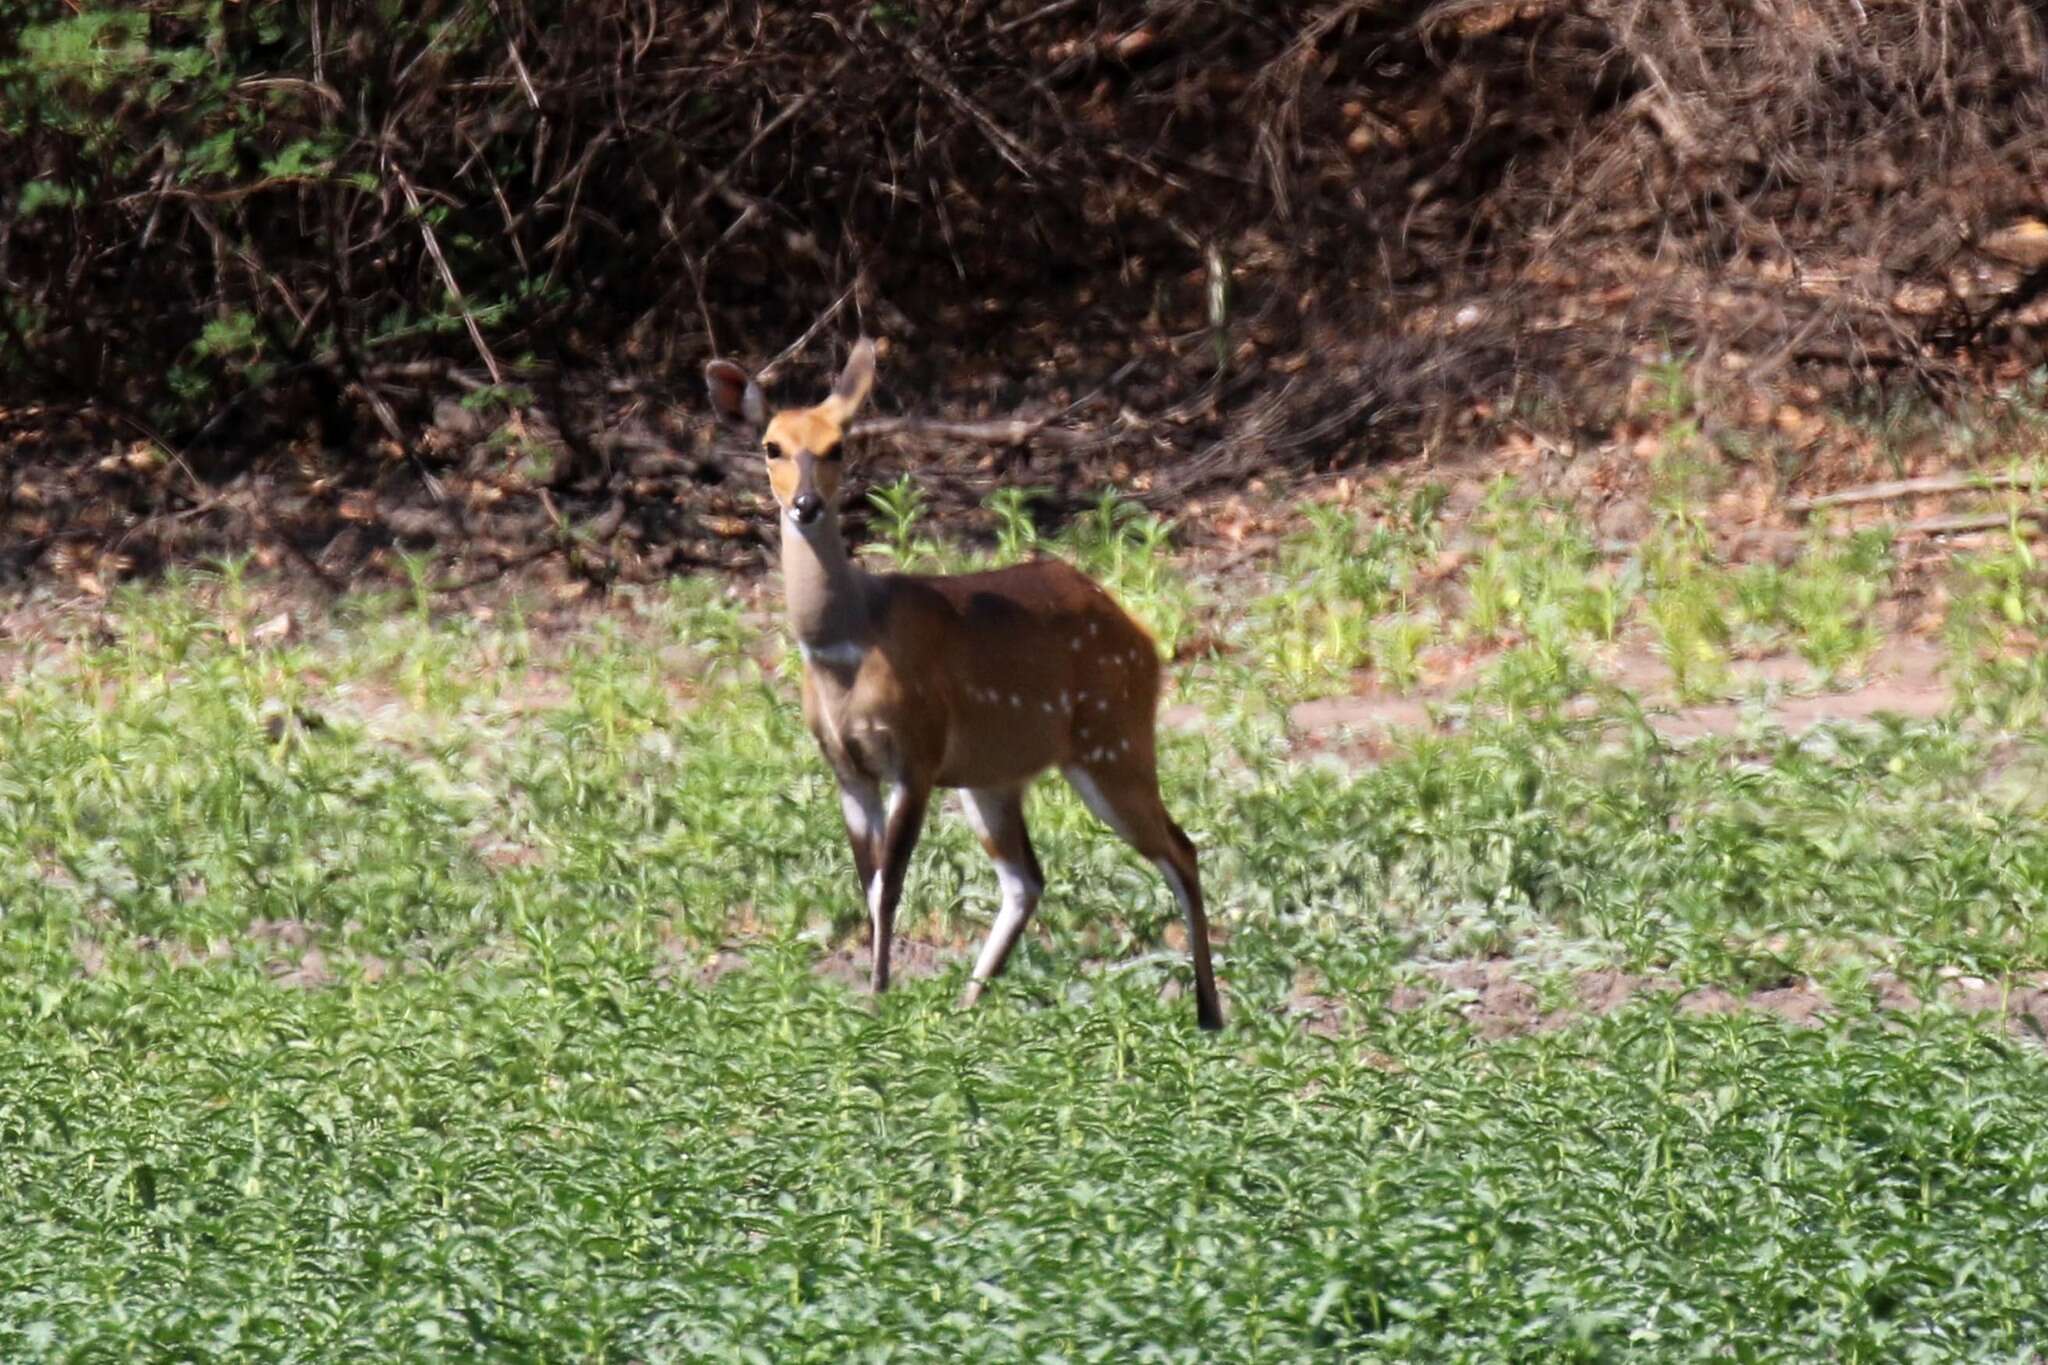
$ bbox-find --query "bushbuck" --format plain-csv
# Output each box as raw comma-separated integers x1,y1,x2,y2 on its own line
705,340,1222,1030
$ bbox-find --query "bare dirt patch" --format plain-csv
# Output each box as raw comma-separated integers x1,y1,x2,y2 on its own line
97,908,2048,1051
1643,638,1951,743
1369,959,2048,1043
813,938,968,990
1241,636,1961,766
650,938,754,989
1281,993,1351,1040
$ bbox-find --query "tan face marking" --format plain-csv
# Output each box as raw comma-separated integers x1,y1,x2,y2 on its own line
764,406,846,458
762,404,848,510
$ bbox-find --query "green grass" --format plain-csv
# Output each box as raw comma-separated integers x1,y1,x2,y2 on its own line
1947,517,2048,728
2,533,2048,1359
11,962,2048,1360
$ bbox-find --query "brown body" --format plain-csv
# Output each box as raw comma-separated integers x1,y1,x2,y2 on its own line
706,341,1222,1030
804,561,1159,790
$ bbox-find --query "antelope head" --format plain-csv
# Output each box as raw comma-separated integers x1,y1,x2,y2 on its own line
705,341,877,532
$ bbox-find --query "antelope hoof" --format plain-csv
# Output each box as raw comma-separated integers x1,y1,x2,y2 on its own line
959,979,987,1009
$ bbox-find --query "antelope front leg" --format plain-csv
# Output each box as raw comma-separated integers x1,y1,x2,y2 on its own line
836,773,883,904
868,781,930,995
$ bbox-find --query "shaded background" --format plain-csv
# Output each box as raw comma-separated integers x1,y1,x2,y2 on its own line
4,0,2046,587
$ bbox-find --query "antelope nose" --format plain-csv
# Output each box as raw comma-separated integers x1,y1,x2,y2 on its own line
791,493,824,524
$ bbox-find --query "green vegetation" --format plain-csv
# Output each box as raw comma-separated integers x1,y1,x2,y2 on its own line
2,515,2047,1357
1948,515,2048,728
9,2,2048,1344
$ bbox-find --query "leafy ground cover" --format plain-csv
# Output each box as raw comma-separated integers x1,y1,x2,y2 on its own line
3,492,2047,1360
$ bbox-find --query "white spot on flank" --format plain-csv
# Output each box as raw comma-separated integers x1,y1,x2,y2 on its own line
1059,691,1071,708
1042,701,1055,714
1071,638,1082,651
1010,694,1023,707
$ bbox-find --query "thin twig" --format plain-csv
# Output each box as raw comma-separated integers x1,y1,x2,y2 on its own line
1786,471,2038,511
852,414,1101,447
365,360,492,392
345,380,411,447
893,35,1053,179
482,0,542,111
993,0,1086,36
385,163,506,388
757,283,860,385
1890,508,2045,537
1050,356,1147,420
684,51,858,220
457,126,531,276
232,76,343,109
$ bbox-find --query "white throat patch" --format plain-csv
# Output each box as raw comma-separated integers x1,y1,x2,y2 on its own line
784,508,835,540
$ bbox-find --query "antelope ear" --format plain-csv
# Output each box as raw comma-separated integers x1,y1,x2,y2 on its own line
822,339,876,423
705,359,767,430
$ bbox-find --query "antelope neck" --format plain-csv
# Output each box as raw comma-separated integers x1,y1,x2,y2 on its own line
780,507,872,654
